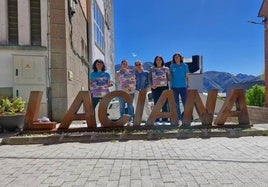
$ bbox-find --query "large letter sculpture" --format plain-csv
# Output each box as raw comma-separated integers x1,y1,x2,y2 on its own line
183,89,218,125
99,90,132,127
146,90,178,125
214,89,250,126
59,91,96,129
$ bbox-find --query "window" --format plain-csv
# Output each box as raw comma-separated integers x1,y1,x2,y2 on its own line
30,0,41,46
93,1,104,51
8,0,18,45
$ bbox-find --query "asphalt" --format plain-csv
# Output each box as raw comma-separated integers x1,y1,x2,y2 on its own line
0,124,267,186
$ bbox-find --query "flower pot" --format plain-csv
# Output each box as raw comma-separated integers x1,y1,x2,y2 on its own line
0,114,25,132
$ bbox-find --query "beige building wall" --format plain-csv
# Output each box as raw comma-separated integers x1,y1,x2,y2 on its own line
18,0,31,45
0,0,8,44
0,0,49,117
49,0,89,121
0,0,115,122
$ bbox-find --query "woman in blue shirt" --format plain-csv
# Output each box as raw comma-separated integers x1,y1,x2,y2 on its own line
89,59,111,109
169,53,189,124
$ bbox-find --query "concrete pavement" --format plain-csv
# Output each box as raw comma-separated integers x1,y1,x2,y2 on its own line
0,136,268,186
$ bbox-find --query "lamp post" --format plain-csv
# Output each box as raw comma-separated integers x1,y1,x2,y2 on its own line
264,18,268,107
248,17,268,107
257,0,268,107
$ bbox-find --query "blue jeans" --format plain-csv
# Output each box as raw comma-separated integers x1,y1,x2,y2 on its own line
119,93,134,122
171,87,187,120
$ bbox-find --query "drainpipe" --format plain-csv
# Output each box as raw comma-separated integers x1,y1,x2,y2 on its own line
47,0,52,119
265,18,268,106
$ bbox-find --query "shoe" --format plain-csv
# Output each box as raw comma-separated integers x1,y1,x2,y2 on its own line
162,121,169,125
127,122,133,126
154,122,162,125
178,120,182,126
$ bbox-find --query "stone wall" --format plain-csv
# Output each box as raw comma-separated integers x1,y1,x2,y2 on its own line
247,106,268,124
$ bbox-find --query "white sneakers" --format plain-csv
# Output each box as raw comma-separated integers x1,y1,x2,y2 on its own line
154,122,162,125
126,122,133,126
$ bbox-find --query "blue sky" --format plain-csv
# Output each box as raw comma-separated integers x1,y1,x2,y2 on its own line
114,0,265,76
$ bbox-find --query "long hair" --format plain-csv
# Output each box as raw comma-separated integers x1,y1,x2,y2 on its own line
153,56,165,67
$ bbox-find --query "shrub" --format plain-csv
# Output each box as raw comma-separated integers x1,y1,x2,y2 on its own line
0,97,26,115
246,85,265,107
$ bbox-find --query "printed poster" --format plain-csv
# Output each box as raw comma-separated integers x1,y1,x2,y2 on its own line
119,69,136,93
152,68,168,87
92,78,109,98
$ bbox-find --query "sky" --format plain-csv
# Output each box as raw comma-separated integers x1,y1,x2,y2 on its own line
113,0,265,76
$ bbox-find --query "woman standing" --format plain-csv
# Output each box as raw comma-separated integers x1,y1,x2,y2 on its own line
149,55,170,125
89,59,111,109
169,53,189,124
116,59,135,125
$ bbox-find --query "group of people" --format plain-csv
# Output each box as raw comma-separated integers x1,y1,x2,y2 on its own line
89,52,189,125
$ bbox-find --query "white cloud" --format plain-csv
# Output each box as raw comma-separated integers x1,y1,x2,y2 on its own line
132,52,137,57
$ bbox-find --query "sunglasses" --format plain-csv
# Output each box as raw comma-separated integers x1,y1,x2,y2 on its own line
135,64,141,66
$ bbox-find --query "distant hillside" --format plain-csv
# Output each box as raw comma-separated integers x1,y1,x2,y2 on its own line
114,64,263,93
203,71,263,93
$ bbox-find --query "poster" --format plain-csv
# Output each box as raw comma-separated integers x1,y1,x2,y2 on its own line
92,78,109,97
119,69,136,93
152,68,168,87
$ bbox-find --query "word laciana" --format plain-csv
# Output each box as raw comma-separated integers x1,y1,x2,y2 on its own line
24,89,249,131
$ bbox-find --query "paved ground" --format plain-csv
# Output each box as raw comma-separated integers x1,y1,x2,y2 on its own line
0,136,268,187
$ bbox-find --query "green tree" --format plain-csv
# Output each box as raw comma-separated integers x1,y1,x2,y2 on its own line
246,85,265,107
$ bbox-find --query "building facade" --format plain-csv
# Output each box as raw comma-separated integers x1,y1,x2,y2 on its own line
0,0,114,121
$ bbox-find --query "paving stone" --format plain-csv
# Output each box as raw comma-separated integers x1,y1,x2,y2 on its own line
0,137,267,186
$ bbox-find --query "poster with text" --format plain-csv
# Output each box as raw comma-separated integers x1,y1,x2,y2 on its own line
92,78,109,98
119,69,136,93
152,68,167,87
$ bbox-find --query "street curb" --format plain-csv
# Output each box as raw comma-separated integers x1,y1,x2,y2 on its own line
1,128,267,145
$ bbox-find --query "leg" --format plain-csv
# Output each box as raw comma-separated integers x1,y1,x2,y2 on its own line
92,97,100,109
172,88,182,120
118,97,125,117
152,88,161,122
127,93,135,122
179,87,188,109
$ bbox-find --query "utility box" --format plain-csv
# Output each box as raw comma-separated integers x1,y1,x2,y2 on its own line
13,55,48,117
13,55,46,85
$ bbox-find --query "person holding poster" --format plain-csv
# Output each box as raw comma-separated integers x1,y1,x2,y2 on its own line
116,60,136,125
169,53,189,125
89,59,111,109
149,55,170,125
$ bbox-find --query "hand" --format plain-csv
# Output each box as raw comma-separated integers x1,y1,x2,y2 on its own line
120,69,126,74
163,67,169,73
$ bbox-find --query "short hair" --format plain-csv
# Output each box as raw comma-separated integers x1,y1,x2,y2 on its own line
121,59,128,65
134,60,142,66
92,59,106,72
153,55,165,67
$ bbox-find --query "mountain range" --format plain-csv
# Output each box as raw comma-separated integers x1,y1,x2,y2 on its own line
115,62,264,93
